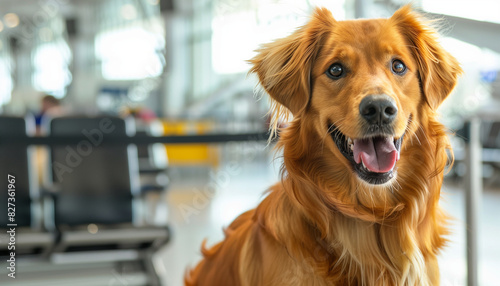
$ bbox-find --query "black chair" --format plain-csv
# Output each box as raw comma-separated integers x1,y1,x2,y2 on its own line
135,119,170,226
135,119,168,172
482,121,500,149
0,115,53,257
43,115,169,286
453,120,500,184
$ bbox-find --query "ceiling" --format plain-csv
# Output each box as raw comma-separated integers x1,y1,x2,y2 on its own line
0,0,82,17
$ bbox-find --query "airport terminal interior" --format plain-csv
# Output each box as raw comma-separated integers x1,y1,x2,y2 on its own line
0,0,499,285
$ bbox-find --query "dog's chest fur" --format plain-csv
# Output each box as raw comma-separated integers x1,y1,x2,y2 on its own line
240,187,437,286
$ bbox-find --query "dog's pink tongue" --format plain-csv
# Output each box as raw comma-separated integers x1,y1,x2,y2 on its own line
353,137,398,173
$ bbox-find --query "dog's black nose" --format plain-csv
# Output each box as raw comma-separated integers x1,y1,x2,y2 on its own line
359,95,398,125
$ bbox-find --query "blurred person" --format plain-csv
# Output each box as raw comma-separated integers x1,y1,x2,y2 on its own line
120,106,158,123
34,95,65,134
33,95,66,185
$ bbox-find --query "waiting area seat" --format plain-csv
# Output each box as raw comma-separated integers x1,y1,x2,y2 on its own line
0,115,170,286
135,119,171,226
0,115,54,258
454,119,500,183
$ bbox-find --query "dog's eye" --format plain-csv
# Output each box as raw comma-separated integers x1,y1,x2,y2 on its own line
326,63,344,79
391,60,407,75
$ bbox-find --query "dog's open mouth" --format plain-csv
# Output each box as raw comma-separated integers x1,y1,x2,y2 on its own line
330,126,406,185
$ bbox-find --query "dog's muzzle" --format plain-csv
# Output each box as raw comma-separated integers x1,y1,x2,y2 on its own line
329,113,410,185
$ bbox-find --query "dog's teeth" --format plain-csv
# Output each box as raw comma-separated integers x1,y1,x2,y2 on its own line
350,144,354,151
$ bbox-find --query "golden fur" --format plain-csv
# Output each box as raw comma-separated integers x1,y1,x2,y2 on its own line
185,5,462,286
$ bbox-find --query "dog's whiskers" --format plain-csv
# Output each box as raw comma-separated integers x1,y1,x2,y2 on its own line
405,117,421,147
321,120,345,153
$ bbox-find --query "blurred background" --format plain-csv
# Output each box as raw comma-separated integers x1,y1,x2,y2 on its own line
0,0,499,285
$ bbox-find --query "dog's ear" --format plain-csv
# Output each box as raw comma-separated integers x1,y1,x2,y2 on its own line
249,8,335,115
391,5,462,110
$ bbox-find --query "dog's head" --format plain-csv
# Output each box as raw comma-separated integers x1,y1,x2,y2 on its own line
251,6,462,219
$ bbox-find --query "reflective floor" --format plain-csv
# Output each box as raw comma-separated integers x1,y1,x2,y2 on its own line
156,143,500,286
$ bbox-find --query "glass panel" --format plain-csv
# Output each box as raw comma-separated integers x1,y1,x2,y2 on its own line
31,17,72,98
94,0,165,80
0,36,13,106
96,26,164,80
211,0,346,74
422,0,500,24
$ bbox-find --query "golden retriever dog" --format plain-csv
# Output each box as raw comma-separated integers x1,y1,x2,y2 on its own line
186,5,462,286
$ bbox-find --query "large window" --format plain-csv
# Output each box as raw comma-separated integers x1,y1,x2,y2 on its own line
32,41,72,97
96,25,164,80
211,0,346,74
0,38,12,106
31,17,72,98
422,0,500,24
94,0,165,80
